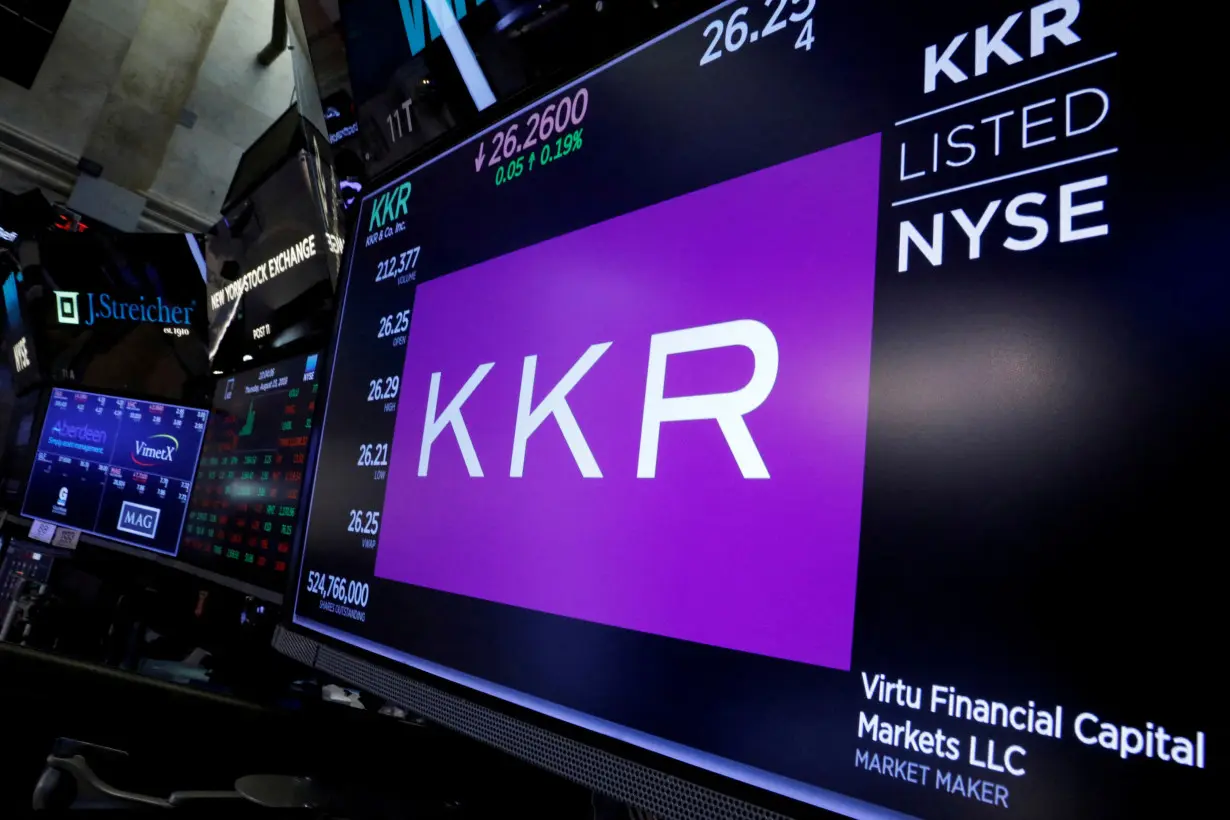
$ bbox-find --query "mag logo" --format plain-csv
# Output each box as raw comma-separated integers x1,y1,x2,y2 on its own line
378,135,882,670
132,434,179,467
117,501,160,539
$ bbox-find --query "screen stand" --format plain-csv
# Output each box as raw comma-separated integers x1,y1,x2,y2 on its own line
33,738,323,811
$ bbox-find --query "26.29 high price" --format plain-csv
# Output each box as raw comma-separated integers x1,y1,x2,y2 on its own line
305,570,370,608
366,376,399,401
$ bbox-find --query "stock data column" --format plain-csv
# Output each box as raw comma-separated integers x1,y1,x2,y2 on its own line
301,200,421,622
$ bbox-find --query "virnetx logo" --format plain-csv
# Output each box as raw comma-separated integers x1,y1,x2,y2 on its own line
131,433,178,467
365,182,412,246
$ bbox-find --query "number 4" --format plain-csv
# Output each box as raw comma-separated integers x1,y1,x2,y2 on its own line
795,18,814,51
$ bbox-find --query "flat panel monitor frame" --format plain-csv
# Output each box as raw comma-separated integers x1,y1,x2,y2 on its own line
21,387,209,557
8,384,288,603
178,351,321,599
275,2,1218,819
278,4,885,817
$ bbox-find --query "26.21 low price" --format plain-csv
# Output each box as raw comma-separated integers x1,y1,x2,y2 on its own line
699,0,815,65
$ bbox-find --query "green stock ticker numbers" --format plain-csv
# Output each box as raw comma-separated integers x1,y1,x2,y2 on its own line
494,129,585,187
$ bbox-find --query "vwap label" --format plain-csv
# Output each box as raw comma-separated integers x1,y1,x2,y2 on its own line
54,291,196,327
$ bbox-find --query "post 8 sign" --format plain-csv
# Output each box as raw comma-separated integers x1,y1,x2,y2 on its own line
378,135,881,669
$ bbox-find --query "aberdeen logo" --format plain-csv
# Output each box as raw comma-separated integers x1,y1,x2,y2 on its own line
117,501,160,539
50,420,107,444
132,433,179,467
54,291,195,327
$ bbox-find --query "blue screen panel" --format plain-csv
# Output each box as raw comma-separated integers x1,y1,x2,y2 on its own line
22,388,208,555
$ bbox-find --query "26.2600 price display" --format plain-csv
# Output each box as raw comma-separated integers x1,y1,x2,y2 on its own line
305,570,371,607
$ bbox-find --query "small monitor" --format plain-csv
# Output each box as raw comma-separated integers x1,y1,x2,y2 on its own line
178,353,319,595
21,388,208,556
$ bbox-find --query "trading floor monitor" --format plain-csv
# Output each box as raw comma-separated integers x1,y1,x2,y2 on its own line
179,353,319,598
22,389,207,557
275,3,1218,818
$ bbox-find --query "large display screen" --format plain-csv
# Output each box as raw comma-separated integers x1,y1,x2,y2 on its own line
292,2,1219,817
180,353,319,593
23,389,208,555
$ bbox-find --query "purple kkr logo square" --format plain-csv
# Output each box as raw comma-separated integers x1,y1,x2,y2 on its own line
378,134,881,669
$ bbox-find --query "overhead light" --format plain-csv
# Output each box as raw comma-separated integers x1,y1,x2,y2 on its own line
212,370,223,375
242,354,254,362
